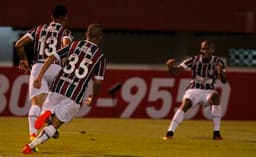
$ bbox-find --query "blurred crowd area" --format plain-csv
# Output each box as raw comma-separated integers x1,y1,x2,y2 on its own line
2,1,256,68
1,26,256,67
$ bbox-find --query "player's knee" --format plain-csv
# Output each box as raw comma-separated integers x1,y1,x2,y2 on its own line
208,92,220,105
31,94,47,106
181,99,192,112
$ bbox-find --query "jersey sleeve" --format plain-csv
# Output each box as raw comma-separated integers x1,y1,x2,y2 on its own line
25,26,37,41
216,57,226,71
93,56,107,80
62,29,73,42
53,45,70,62
179,57,194,70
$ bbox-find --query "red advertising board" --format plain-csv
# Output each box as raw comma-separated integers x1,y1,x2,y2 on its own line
0,66,255,120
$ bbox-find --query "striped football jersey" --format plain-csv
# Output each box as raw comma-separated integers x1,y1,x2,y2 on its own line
26,22,72,65
180,55,225,90
51,40,106,104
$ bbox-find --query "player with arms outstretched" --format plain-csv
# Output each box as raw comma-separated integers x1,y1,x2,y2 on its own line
163,40,227,140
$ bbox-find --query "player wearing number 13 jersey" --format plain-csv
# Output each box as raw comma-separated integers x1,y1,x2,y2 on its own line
22,24,106,154
15,5,72,149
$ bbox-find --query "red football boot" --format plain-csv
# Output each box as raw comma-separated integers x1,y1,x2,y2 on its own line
22,144,33,154
35,110,52,129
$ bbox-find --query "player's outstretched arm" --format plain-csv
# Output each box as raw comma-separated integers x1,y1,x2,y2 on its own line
217,64,227,84
166,58,184,75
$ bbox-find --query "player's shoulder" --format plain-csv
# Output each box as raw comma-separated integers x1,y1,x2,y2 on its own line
30,23,43,29
37,23,49,28
27,23,46,33
71,40,80,45
63,27,72,32
212,55,223,61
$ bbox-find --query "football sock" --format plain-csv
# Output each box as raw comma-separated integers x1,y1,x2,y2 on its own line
168,109,185,132
211,105,222,131
28,105,41,136
28,125,56,149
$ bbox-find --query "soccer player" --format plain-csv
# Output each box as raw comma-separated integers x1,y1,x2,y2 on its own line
15,5,72,152
22,24,106,154
163,40,227,140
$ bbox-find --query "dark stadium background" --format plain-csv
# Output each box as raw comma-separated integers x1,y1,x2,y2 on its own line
2,0,256,66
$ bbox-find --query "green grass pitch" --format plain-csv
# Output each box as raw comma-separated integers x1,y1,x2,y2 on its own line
0,117,255,157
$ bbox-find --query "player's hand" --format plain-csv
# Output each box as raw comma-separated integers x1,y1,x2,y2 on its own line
85,96,94,106
216,64,224,74
166,59,176,69
19,60,30,74
33,78,42,89
166,59,175,66
216,64,227,83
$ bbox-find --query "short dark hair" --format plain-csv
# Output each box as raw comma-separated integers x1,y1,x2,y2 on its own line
52,5,68,20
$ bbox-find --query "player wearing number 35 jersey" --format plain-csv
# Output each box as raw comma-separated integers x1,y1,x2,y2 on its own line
50,37,106,104
22,24,106,154
15,5,72,151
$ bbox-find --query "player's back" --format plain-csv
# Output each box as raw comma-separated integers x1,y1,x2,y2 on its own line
29,22,72,65
51,40,105,104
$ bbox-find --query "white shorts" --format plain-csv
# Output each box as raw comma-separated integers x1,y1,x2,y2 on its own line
43,92,80,123
183,89,217,107
29,63,61,99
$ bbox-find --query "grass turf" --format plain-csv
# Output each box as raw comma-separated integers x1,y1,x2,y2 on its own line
0,117,255,157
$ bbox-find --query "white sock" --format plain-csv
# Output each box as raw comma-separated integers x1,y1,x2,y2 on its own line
28,125,56,149
211,105,222,131
168,109,185,132
28,105,41,136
